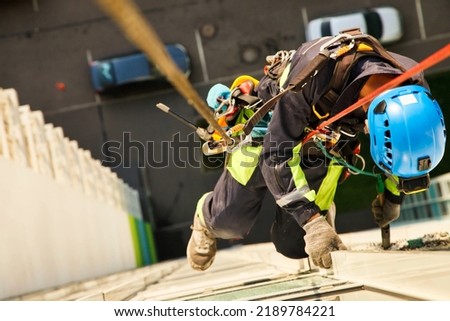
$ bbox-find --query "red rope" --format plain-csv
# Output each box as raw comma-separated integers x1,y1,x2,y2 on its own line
303,43,450,143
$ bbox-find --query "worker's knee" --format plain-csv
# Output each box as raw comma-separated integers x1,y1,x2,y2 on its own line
270,212,308,259
208,212,251,239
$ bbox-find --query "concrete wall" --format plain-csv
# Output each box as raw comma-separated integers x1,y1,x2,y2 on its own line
0,157,135,299
0,87,155,300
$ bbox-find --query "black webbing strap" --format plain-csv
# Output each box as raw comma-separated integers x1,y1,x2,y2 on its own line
243,33,407,136
314,49,358,117
234,93,261,107
315,34,407,117
243,50,330,135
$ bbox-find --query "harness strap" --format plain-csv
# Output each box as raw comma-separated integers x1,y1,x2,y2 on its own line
243,50,330,135
244,31,402,136
315,32,408,118
303,43,450,143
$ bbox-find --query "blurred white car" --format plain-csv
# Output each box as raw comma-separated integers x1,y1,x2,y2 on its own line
306,6,403,44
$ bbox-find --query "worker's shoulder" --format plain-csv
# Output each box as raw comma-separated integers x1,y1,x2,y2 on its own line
388,51,419,67
295,37,329,59
289,37,336,71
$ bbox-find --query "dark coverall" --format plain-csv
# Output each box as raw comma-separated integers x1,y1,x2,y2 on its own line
198,36,426,259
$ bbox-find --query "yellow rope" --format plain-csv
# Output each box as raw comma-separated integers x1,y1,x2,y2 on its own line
95,0,231,143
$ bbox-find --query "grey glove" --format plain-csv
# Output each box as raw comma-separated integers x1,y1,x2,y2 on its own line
372,196,400,228
303,216,347,269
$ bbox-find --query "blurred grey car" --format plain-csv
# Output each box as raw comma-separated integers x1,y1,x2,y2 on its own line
306,6,403,44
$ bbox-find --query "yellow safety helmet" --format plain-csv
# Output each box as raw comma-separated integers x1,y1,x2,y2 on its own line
230,75,259,90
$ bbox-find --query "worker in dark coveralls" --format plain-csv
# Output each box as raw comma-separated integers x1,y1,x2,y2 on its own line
186,32,446,270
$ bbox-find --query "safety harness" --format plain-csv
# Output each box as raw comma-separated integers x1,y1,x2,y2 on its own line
236,29,423,194
243,28,407,135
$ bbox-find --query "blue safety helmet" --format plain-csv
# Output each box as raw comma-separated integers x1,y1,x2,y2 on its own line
367,85,446,179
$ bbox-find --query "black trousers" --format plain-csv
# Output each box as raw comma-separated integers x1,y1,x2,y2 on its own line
201,154,331,259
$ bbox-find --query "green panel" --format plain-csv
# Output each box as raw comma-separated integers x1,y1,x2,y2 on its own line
128,215,143,267
136,219,151,266
145,223,158,264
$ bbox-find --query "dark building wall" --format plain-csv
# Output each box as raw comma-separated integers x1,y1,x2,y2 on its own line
1,0,449,261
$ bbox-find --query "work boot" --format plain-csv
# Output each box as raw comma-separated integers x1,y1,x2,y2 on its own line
187,213,217,271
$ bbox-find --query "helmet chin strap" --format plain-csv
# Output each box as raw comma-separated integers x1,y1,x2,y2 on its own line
396,175,431,195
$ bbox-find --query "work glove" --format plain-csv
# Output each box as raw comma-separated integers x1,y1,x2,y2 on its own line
372,196,400,228
303,216,347,269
